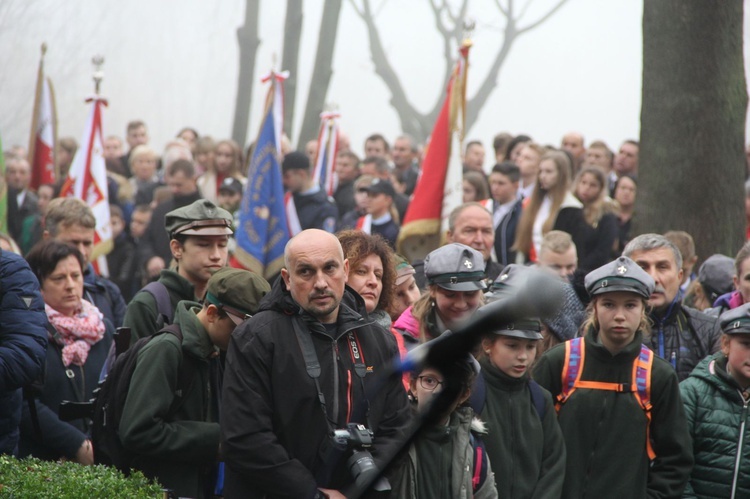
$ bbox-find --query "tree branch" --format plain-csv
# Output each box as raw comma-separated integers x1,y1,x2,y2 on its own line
353,0,424,138
493,0,508,17
517,0,569,35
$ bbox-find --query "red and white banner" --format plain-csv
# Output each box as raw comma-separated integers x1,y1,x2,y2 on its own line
28,46,57,190
396,42,471,261
60,97,112,276
312,111,340,196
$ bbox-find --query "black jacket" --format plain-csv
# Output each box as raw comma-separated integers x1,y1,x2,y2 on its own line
221,279,410,498
493,200,522,267
648,302,721,381
294,189,339,233
333,179,357,217
576,212,619,272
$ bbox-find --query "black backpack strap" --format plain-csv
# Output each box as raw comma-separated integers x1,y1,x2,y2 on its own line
142,281,174,328
528,379,546,421
468,373,486,415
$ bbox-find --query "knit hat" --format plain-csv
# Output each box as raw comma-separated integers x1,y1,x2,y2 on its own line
698,254,735,303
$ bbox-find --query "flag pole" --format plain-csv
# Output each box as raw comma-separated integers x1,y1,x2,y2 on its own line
27,43,46,179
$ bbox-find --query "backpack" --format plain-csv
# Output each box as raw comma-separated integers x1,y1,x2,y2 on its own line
91,323,196,474
99,281,174,382
470,432,490,493
555,337,656,460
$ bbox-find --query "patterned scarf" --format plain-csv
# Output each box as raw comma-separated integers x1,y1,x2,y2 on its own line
46,299,106,367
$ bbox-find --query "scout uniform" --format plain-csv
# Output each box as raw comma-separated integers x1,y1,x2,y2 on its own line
534,256,694,498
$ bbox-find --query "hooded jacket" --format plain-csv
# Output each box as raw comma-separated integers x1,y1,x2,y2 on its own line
680,353,750,498
534,329,693,499
221,278,410,498
119,301,220,499
391,406,498,499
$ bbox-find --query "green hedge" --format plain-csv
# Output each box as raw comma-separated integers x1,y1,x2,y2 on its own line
0,456,163,498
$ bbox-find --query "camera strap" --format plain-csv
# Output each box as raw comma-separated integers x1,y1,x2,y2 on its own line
292,317,335,432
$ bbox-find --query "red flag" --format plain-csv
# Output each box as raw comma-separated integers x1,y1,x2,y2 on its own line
396,42,471,261
61,96,112,276
28,44,57,190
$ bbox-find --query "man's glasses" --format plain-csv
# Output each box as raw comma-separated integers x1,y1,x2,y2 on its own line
417,375,444,391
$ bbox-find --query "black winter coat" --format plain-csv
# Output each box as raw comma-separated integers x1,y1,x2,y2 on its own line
221,280,410,498
648,303,721,381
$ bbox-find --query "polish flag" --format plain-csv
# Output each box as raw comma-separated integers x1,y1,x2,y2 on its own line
28,45,57,190
60,97,112,276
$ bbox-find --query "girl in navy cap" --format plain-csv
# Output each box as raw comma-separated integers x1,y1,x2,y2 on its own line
680,302,750,498
534,256,693,499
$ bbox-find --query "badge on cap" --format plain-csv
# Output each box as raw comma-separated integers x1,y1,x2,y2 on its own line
463,259,473,269
617,265,627,275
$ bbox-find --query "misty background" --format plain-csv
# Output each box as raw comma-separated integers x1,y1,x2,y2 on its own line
1,0,748,164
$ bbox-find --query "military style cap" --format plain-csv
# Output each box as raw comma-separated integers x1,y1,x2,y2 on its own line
489,264,534,299
719,303,750,335
483,264,543,340
165,199,234,238
698,254,735,302
424,243,486,291
585,256,655,299
218,177,243,196
364,179,396,198
205,267,271,325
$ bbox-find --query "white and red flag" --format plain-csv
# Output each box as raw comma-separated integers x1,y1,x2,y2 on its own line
27,44,57,190
312,111,340,196
396,41,471,261
60,96,112,276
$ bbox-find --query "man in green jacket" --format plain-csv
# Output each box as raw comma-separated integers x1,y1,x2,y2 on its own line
119,267,270,498
123,199,234,344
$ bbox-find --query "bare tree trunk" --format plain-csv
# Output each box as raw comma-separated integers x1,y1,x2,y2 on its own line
297,0,343,148
281,0,303,143
231,0,261,148
636,0,747,260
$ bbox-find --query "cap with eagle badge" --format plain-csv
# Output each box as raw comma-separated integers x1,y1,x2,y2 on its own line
719,302,750,335
584,256,655,299
165,199,234,238
424,243,486,292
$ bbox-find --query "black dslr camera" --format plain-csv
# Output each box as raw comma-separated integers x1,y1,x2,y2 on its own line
330,423,379,489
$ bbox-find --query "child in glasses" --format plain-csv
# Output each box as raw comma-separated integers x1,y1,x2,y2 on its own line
391,356,498,499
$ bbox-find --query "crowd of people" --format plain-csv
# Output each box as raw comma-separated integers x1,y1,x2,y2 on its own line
2,123,750,498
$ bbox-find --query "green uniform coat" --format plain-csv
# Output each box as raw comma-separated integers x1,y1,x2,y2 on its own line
480,357,566,499
534,330,693,499
123,269,196,344
119,301,219,498
680,353,750,498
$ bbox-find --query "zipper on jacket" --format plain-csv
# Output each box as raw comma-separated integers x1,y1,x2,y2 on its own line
332,340,339,423
730,393,748,499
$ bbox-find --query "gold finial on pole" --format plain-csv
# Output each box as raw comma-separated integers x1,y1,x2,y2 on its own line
92,55,104,95
41,42,47,58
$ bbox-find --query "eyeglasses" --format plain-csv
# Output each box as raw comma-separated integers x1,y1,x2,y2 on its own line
417,375,444,391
